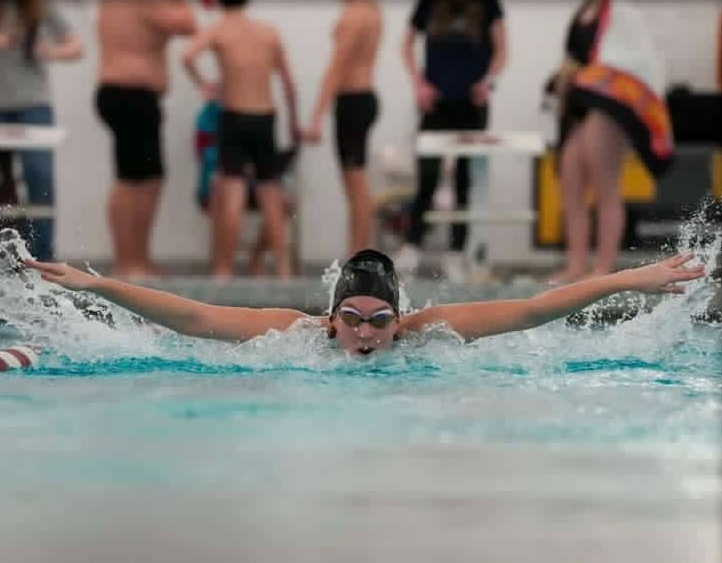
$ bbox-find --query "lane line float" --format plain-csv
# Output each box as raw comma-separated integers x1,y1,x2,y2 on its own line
0,346,40,372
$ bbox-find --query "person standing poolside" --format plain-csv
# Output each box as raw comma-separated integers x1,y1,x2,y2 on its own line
25,249,705,357
95,0,197,278
303,0,383,256
193,99,298,277
0,0,83,261
547,0,673,285
394,0,508,282
183,0,300,279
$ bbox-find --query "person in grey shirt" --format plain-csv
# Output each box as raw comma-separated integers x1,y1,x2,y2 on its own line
0,0,82,260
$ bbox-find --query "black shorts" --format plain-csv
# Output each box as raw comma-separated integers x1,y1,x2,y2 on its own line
95,84,164,181
217,110,278,181
334,91,378,169
420,98,489,132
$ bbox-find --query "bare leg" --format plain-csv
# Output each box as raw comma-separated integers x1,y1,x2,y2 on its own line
209,173,247,278
107,177,162,277
551,123,591,284
136,179,162,274
256,181,291,279
342,167,375,254
582,111,628,275
249,221,267,277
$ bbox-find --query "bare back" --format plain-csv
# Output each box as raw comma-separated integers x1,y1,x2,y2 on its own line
211,12,280,113
336,0,382,93
97,0,195,94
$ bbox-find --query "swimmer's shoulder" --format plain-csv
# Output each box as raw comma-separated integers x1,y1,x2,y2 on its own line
310,315,332,331
398,311,423,336
398,308,454,336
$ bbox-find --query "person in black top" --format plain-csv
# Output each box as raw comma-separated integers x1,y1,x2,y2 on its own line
394,0,507,281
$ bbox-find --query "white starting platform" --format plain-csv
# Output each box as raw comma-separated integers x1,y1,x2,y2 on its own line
0,125,67,221
415,130,546,278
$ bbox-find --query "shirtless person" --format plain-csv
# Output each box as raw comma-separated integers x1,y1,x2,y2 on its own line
183,0,300,278
95,0,197,277
304,0,383,255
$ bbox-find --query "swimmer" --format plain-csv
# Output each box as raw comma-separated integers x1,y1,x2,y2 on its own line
24,249,705,356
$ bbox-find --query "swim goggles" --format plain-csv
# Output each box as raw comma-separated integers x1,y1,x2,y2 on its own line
337,306,396,329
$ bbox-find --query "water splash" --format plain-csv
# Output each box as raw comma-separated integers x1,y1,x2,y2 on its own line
0,228,172,363
321,258,342,315
569,201,721,337
0,201,720,375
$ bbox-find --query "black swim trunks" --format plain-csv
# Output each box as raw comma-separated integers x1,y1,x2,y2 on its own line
95,84,164,181
217,109,278,182
334,91,379,170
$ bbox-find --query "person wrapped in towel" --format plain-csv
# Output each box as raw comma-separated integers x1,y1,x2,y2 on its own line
545,0,674,284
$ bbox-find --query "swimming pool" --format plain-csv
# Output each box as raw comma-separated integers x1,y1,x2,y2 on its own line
0,230,720,562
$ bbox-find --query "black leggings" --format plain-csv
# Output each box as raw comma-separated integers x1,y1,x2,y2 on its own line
406,99,488,251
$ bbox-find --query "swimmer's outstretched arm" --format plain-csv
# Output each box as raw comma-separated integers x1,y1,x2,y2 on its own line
24,260,311,341
402,254,706,341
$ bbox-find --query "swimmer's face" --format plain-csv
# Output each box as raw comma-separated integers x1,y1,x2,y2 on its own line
331,296,400,356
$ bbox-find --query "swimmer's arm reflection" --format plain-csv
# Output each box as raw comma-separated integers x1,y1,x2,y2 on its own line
401,254,706,341
24,260,311,341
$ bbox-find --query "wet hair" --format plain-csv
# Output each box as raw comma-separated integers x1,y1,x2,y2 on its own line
331,249,400,316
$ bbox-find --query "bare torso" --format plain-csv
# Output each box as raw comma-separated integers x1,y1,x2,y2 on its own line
337,0,382,93
97,0,195,94
212,12,279,113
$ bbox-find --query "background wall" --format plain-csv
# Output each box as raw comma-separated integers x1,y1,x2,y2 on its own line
48,1,720,264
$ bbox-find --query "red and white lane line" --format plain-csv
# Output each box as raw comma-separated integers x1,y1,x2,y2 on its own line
0,346,40,372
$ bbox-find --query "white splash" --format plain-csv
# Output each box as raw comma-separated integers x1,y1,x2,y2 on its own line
0,199,719,372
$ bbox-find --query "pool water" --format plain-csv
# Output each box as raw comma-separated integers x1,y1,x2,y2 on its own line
0,227,720,563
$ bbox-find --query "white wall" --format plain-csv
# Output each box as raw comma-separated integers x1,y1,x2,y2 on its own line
48,1,720,263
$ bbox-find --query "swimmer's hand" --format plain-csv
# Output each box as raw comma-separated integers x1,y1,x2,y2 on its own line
24,259,99,291
620,253,706,294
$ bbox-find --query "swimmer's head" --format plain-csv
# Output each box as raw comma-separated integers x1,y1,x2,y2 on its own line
329,249,401,355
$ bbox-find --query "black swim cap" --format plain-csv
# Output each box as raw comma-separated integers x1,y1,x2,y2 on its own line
331,249,400,315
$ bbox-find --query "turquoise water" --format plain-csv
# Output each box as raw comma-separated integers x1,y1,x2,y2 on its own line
1,321,719,485
0,226,720,562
